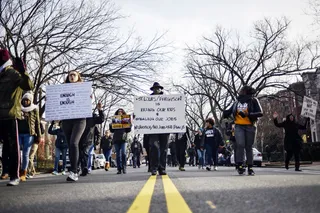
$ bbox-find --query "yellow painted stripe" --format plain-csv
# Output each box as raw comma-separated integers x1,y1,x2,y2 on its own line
206,201,216,209
162,175,192,213
127,175,156,213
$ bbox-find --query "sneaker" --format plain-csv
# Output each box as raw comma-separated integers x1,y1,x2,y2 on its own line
237,166,245,175
159,170,167,176
179,167,186,171
214,166,218,171
7,178,20,186
206,166,211,171
52,171,59,175
26,174,34,179
88,169,91,174
151,170,157,176
248,168,255,176
1,174,9,180
80,168,88,177
62,171,67,175
117,170,122,174
66,172,78,182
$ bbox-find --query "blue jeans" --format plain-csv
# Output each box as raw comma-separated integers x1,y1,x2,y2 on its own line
19,134,34,170
205,144,218,166
197,149,206,167
87,145,94,171
104,149,112,162
114,143,127,170
53,147,68,172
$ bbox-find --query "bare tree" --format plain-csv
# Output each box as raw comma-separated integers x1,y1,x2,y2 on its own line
185,18,319,111
0,0,168,116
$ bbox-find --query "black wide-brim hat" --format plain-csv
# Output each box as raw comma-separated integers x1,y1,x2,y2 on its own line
150,82,164,91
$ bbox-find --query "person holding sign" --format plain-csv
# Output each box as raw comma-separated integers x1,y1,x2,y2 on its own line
0,49,34,186
110,108,131,174
144,82,170,176
61,71,87,182
273,112,309,171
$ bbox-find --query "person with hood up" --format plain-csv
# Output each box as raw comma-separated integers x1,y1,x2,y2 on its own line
0,49,34,186
18,91,42,182
273,112,309,171
223,85,263,176
144,82,170,176
110,108,132,174
201,118,224,171
131,136,143,168
49,121,68,175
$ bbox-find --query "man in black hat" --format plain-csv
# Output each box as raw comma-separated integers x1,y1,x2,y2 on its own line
143,82,170,175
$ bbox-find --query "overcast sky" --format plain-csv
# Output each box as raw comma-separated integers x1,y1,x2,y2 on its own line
114,0,316,92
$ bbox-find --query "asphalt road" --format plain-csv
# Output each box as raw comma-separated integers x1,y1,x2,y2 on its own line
0,165,320,213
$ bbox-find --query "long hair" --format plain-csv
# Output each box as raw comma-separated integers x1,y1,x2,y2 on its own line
115,108,127,115
65,71,83,83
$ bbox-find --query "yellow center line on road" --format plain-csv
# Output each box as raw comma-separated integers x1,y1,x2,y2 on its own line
206,201,217,209
127,175,157,213
162,175,193,213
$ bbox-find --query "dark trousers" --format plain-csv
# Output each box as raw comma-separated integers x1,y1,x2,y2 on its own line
189,153,195,166
132,152,141,168
149,134,169,172
1,137,9,175
176,140,187,168
285,148,300,169
0,119,20,179
79,140,92,171
62,119,86,173
205,144,218,166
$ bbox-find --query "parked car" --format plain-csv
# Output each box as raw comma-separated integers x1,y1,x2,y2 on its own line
230,148,262,167
92,154,106,170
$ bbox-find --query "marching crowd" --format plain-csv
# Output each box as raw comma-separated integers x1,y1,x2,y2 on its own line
0,48,310,186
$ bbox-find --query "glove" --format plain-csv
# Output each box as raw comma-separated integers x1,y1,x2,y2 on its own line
239,111,246,118
12,57,26,74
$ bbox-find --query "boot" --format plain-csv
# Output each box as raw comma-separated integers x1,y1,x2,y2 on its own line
105,162,110,171
1,173,9,180
20,170,27,182
295,162,301,172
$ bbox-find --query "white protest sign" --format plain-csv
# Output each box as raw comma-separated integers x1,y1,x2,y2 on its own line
45,82,93,121
134,94,186,134
301,96,318,120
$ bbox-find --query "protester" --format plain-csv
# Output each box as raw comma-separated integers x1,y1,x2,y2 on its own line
49,121,68,175
79,103,104,176
188,143,196,166
145,82,170,176
201,118,224,171
131,136,143,168
174,127,190,171
273,112,309,171
0,49,34,186
223,85,263,175
226,122,237,169
194,128,205,169
143,135,151,172
18,91,42,181
100,130,113,171
61,71,87,181
169,136,177,167
110,108,131,174
265,145,271,163
87,127,101,174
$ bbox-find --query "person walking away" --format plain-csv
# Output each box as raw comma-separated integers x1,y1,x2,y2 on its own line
273,112,309,171
194,128,205,169
0,50,34,186
175,127,190,171
18,91,42,181
79,103,104,176
188,143,196,166
131,136,143,168
201,118,224,171
169,139,177,167
100,130,113,171
61,71,87,182
146,82,170,176
110,108,131,174
223,85,263,176
143,134,151,172
49,121,68,175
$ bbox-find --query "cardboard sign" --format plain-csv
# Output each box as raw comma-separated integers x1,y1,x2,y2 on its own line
301,96,318,120
111,115,132,129
134,94,186,134
45,82,93,121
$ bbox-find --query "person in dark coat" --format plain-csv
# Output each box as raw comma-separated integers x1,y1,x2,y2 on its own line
146,82,170,176
168,139,177,167
143,135,150,172
78,103,105,176
273,112,309,171
131,136,143,168
175,127,191,171
265,145,271,163
194,128,204,169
